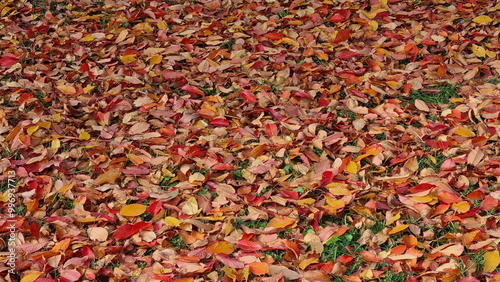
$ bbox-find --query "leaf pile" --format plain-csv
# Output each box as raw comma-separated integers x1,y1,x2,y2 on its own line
1,0,500,281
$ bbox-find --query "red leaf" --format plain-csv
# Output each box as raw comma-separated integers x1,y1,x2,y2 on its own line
113,221,151,240
265,123,278,137
210,118,230,126
264,32,285,40
211,163,234,170
236,239,262,251
337,51,358,59
241,90,257,103
321,171,334,186
147,200,163,216
329,14,345,22
334,29,351,43
0,53,19,67
181,85,205,96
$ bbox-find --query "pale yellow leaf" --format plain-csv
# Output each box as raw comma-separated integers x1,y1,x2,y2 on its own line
87,227,108,241
57,84,76,95
415,99,430,112
182,197,199,215
115,29,129,43
472,44,486,58
165,216,182,227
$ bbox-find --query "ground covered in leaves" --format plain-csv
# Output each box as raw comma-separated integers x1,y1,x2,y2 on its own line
1,0,500,281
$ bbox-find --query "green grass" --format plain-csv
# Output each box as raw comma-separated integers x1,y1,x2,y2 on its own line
417,153,447,172
383,271,407,281
321,228,362,262
170,234,187,249
261,250,286,262
409,84,459,105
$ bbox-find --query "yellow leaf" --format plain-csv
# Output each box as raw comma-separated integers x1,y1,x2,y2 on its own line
120,204,147,217
82,34,95,41
120,54,137,64
325,196,345,209
207,241,234,254
56,84,76,95
296,198,315,206
472,44,486,58
27,125,39,135
386,211,401,225
388,224,409,235
484,250,500,272
451,201,470,213
267,216,295,228
164,216,182,227
368,20,378,31
386,81,401,90
51,138,60,149
79,132,90,140
182,197,199,215
346,161,359,174
83,85,96,94
150,55,163,65
472,15,493,24
20,272,43,282
58,184,73,195
455,127,476,137
299,257,318,270
157,21,168,30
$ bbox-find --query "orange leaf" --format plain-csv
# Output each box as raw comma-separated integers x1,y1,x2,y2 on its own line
207,241,235,255
267,216,295,228
120,204,147,217
388,224,409,235
94,167,121,185
249,262,269,275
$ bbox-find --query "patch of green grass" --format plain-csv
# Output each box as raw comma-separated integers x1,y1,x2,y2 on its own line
321,228,362,262
140,212,153,222
278,9,289,18
233,169,244,180
234,218,268,229
337,109,356,120
170,234,187,249
221,39,236,50
417,153,447,172
261,250,286,262
470,250,486,273
375,133,386,140
383,271,407,281
409,84,459,105
312,147,323,156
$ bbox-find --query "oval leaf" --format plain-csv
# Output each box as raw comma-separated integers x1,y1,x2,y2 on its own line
120,204,147,217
